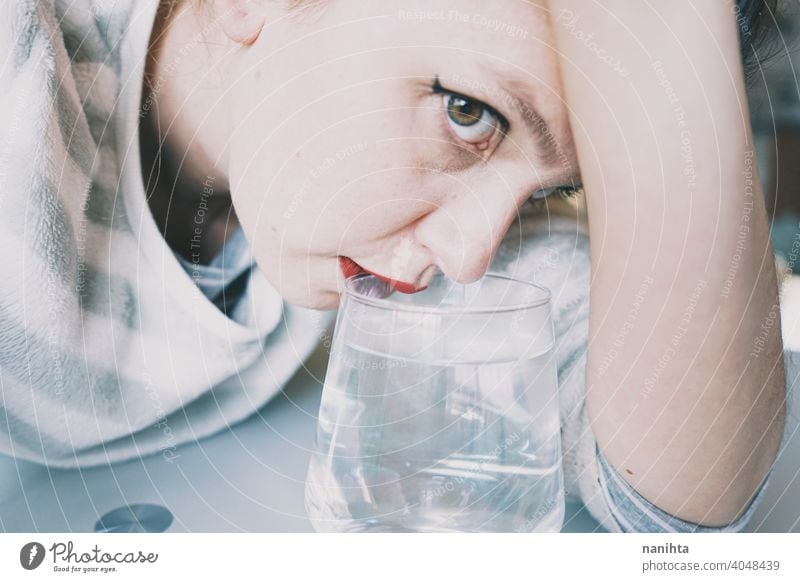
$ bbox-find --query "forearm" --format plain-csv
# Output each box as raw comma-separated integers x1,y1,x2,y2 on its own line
548,0,786,525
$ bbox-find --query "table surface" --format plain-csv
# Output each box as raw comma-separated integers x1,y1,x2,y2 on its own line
1,315,799,533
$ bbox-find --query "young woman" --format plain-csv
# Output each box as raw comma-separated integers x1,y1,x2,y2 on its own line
0,0,788,532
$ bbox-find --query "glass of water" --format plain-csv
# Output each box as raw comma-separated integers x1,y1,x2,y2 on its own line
304,271,564,532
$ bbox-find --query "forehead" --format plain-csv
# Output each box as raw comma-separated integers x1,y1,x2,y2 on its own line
393,0,555,71
326,1,559,94
390,2,566,127
318,0,574,174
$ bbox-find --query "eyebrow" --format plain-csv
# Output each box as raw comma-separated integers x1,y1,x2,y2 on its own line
439,65,576,180
500,78,563,167
467,59,566,168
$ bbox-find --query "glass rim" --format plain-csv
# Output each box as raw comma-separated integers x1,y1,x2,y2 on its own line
342,271,552,315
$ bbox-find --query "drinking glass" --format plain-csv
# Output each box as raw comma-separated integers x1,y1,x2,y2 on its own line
304,271,564,532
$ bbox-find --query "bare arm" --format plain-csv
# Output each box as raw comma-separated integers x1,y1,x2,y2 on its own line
547,0,786,526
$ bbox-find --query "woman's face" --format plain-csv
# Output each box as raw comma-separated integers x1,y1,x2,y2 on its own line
227,0,578,310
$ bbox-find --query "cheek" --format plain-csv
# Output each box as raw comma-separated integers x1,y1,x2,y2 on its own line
229,65,453,257
286,160,440,256
233,130,451,258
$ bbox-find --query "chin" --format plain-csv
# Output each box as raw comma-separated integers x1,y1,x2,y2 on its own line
283,288,341,311
308,291,341,311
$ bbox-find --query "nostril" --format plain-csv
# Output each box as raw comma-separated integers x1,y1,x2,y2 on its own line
416,264,441,288
440,253,492,284
452,271,486,285
413,212,498,285
436,239,496,284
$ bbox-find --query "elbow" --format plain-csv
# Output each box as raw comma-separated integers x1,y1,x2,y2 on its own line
669,396,786,528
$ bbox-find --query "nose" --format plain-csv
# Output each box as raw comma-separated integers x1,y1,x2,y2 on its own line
413,189,524,283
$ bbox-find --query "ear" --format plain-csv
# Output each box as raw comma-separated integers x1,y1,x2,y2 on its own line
216,0,267,46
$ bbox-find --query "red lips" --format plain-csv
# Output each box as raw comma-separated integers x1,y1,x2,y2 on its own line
338,256,427,294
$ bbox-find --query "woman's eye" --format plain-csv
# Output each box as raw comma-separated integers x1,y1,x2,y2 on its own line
530,184,583,202
443,93,503,145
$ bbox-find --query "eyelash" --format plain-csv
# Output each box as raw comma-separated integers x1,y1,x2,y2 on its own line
528,185,583,208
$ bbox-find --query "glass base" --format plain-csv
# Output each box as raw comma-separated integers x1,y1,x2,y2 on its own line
309,505,565,533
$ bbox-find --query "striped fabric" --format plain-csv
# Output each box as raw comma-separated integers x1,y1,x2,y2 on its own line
173,226,255,318
597,444,771,533
0,0,329,468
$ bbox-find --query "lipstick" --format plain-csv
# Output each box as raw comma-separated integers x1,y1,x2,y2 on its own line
338,256,428,294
